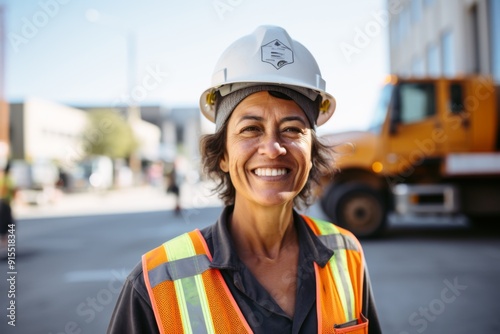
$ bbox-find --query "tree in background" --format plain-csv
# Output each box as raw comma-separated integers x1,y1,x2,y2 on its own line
82,109,138,159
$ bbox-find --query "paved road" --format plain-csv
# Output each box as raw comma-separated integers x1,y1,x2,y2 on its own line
1,206,222,334
364,223,500,333
1,200,499,333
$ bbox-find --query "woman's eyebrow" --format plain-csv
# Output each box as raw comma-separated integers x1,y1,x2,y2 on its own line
236,115,264,125
236,115,307,126
281,116,307,126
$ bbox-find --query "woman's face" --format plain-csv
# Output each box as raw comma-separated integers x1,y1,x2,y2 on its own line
220,91,313,208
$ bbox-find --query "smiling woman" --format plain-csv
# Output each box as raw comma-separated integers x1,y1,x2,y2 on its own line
202,88,333,209
219,91,313,210
108,25,382,334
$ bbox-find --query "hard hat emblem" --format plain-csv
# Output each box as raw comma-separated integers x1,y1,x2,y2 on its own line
320,99,331,113
261,39,294,69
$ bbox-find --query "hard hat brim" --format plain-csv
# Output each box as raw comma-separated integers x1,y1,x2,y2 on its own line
199,83,335,127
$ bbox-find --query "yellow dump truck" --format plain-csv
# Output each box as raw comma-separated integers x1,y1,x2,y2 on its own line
319,75,500,237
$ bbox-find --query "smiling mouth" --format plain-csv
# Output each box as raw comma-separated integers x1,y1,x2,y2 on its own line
253,168,289,176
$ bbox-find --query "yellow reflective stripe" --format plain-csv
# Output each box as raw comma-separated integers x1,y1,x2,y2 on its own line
327,249,351,321
164,234,194,333
163,233,216,334
329,240,355,321
313,217,339,235
309,218,356,321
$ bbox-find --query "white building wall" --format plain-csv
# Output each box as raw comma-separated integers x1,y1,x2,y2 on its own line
130,118,161,161
184,115,201,166
23,97,87,162
160,120,177,162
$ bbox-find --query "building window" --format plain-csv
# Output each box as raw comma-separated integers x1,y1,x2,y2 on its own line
490,0,500,83
441,30,455,76
469,4,480,73
412,55,425,76
401,6,411,39
427,43,441,76
398,10,405,43
391,16,399,46
411,0,422,23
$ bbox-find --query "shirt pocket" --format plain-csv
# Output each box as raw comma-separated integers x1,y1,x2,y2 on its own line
333,313,368,334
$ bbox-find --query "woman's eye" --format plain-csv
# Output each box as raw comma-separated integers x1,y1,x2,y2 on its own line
283,127,302,133
241,126,260,133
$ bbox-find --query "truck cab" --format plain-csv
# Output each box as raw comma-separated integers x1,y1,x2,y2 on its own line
319,75,500,237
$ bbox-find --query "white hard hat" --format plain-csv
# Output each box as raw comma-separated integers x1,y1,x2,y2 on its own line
199,25,336,127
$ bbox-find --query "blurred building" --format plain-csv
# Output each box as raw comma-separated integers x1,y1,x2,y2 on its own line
135,105,201,167
9,98,163,166
9,97,87,163
129,113,162,162
166,107,201,165
388,0,500,82
76,104,201,166
9,96,200,182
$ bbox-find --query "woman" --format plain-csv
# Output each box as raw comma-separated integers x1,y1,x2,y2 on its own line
108,25,381,334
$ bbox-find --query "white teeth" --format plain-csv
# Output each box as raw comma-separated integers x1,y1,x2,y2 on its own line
254,168,287,176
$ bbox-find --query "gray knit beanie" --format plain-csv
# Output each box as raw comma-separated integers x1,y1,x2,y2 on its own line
214,85,321,131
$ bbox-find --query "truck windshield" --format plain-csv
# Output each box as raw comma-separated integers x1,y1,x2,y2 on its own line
368,84,393,133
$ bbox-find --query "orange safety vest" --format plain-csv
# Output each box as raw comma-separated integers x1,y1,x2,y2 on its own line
142,216,368,334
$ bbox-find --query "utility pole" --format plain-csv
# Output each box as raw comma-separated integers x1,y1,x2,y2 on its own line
0,6,10,168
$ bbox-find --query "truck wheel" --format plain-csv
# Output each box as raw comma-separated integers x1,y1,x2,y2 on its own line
321,183,387,238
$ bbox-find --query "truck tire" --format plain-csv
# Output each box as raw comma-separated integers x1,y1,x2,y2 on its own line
320,183,387,238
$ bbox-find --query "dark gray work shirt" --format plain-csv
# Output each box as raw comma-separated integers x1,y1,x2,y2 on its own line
107,206,382,333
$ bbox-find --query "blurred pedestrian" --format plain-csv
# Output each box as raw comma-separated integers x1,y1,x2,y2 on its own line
0,161,16,255
165,164,181,215
108,25,381,333
56,167,69,192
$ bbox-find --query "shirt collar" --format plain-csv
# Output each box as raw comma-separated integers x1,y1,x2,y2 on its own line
209,206,334,270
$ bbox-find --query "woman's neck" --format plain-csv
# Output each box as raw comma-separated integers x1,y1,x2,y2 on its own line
229,200,297,260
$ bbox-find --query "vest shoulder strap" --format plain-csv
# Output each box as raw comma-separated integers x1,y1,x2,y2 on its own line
142,229,251,334
302,215,362,253
302,215,365,326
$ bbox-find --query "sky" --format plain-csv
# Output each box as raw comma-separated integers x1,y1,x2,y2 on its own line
1,0,389,135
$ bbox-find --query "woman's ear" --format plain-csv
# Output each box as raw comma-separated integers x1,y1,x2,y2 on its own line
219,154,229,173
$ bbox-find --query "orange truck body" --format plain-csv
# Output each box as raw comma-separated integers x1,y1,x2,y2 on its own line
319,75,500,237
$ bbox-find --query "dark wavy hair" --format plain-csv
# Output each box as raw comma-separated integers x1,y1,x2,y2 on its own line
200,123,336,208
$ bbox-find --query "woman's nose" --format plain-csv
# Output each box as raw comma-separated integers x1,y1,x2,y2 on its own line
258,134,286,158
